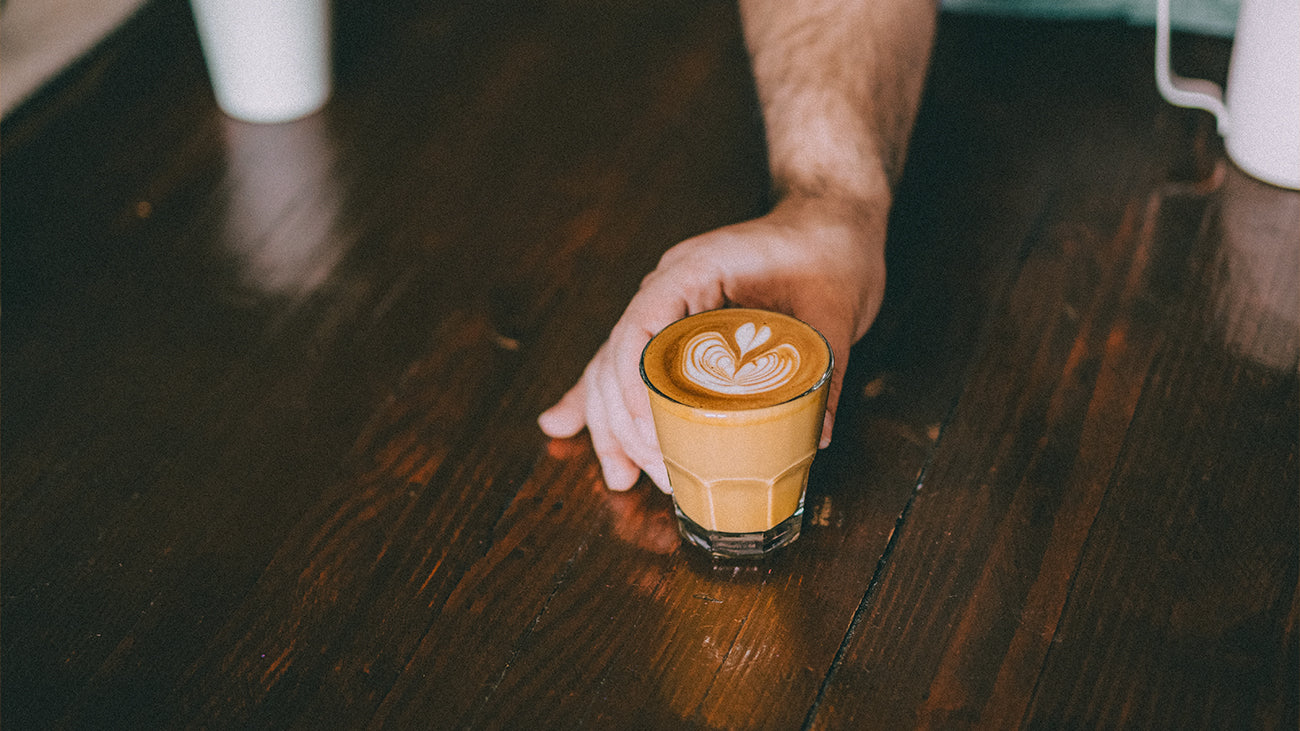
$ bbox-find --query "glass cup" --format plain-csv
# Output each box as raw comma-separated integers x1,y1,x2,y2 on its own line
640,308,832,558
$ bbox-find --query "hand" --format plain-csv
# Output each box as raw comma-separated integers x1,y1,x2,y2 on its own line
538,193,889,492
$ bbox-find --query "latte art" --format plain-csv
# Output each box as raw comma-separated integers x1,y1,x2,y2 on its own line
641,308,831,411
681,323,801,395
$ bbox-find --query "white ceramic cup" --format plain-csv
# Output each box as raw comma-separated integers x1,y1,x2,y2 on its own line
1155,0,1300,190
189,0,332,124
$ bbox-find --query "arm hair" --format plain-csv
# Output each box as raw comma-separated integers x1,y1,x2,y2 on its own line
738,0,937,205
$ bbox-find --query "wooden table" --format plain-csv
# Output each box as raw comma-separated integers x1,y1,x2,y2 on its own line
3,1,1296,727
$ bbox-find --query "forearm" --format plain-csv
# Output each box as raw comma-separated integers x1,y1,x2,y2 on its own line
738,0,937,207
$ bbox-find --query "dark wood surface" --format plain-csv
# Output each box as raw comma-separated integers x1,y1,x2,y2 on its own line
3,0,1296,728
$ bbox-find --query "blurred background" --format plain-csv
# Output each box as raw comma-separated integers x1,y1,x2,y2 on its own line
1,0,1239,120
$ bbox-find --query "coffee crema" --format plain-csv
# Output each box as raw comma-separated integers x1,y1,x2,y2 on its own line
642,308,831,411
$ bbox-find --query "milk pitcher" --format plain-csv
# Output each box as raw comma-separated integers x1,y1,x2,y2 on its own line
1156,0,1300,189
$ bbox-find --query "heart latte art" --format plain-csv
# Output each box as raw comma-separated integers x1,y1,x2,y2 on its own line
642,308,830,410
681,322,801,395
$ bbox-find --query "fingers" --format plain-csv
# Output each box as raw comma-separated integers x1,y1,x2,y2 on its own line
541,367,646,491
820,362,843,449
584,386,642,491
810,329,854,451
600,333,674,492
539,335,673,493
538,383,588,438
641,452,671,493
605,286,699,493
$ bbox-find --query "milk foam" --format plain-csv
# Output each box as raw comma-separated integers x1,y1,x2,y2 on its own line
642,308,831,411
681,322,801,396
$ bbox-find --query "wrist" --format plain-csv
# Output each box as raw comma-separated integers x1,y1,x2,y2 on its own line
766,127,895,207
761,189,890,342
768,185,891,241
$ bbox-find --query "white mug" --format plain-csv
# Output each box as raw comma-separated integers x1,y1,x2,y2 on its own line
1155,0,1300,190
189,0,333,124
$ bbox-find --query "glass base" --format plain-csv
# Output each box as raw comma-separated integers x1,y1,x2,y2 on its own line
674,505,803,559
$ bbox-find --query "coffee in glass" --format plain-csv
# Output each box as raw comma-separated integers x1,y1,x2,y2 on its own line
640,308,832,557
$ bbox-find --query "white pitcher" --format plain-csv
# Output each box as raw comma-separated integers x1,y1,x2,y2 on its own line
190,0,333,124
1156,0,1300,190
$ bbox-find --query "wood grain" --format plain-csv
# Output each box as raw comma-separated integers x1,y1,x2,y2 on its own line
2,2,1294,729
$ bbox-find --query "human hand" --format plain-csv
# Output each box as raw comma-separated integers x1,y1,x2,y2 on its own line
538,194,889,492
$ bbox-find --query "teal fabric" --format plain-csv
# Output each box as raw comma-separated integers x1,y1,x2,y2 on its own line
942,0,1239,36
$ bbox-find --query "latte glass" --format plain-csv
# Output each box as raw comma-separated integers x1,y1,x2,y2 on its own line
640,308,832,558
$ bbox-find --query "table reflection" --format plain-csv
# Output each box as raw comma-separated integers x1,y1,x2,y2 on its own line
1211,163,1300,372
219,113,346,298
